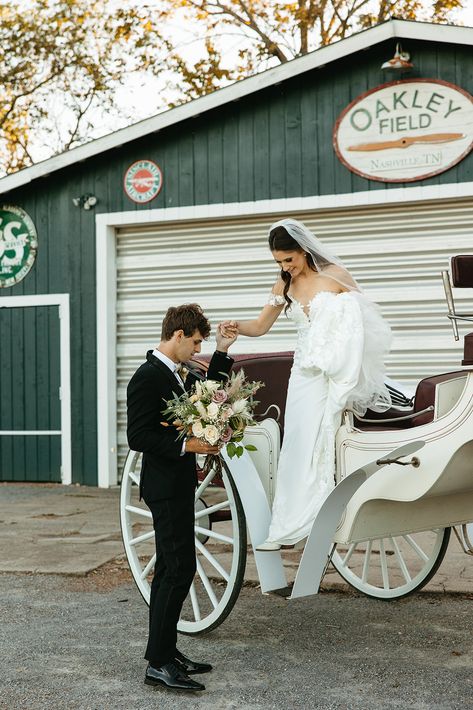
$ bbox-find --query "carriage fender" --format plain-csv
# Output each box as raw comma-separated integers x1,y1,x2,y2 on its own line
335,439,473,542
222,449,287,593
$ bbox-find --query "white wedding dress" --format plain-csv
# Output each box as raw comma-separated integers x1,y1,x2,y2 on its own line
265,290,392,546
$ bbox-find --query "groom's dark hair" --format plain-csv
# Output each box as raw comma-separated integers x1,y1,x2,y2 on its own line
161,303,211,341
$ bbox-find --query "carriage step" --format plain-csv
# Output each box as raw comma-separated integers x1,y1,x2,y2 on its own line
265,585,293,598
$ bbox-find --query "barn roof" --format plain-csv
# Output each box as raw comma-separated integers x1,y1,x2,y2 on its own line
0,18,471,195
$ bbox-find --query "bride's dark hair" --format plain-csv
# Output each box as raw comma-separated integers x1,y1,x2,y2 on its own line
268,225,331,310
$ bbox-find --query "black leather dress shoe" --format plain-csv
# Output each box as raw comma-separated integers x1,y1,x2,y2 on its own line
175,649,213,674
144,662,205,691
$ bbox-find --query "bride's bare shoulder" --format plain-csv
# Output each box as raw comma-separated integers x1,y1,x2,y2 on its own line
323,264,357,290
271,278,285,297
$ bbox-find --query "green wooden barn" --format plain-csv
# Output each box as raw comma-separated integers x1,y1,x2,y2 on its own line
0,19,472,486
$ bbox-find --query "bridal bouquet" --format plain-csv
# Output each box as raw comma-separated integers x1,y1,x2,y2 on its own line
162,369,263,461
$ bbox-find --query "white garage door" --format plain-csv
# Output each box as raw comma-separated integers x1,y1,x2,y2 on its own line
115,198,473,473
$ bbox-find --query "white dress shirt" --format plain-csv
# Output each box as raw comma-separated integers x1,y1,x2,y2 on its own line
152,348,185,389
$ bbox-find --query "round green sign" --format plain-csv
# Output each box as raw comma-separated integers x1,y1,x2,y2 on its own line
0,205,38,288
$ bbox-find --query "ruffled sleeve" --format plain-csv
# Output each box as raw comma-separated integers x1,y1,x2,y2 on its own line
299,292,391,415
267,293,286,307
299,293,364,408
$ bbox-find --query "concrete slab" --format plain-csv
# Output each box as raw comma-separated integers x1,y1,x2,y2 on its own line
0,483,124,575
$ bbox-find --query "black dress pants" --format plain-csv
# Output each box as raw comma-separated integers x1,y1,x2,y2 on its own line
144,490,196,667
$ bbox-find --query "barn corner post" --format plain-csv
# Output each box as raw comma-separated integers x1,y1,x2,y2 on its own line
96,215,118,487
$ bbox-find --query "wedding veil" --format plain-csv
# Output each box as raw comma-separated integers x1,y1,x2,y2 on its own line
269,218,361,293
269,217,392,414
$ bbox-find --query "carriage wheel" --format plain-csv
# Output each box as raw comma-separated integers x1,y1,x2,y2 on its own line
331,527,451,600
120,450,247,634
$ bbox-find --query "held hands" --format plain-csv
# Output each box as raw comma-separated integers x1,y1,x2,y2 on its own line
216,321,239,351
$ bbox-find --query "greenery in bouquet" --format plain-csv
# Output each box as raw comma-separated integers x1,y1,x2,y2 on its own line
162,369,263,458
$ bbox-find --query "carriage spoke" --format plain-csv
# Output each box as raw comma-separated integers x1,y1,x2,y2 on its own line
341,542,356,567
403,534,429,562
361,540,372,583
196,558,219,609
125,504,152,519
189,582,202,621
128,471,140,486
195,500,230,520
195,538,230,582
129,530,155,546
195,468,218,500
194,525,234,545
332,528,450,600
140,554,156,580
391,537,412,583
379,538,390,589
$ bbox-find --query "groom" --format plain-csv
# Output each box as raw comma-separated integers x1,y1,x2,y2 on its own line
127,303,237,692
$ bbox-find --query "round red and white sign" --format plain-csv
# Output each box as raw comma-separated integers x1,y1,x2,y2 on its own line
124,160,163,203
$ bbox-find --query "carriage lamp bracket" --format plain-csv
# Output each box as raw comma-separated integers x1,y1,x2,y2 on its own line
376,455,420,468
257,404,281,422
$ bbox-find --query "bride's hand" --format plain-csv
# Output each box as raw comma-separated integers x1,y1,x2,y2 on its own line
219,320,239,339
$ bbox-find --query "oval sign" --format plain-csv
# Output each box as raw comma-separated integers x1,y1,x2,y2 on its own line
0,205,38,288
124,159,163,203
333,79,473,183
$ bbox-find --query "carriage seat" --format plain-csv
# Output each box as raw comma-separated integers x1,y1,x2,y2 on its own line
354,371,471,431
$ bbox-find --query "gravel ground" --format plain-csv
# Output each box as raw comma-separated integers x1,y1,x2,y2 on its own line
1,566,473,710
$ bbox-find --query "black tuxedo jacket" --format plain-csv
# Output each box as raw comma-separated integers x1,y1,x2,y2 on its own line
126,350,233,501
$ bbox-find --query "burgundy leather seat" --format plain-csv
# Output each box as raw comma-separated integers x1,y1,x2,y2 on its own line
194,353,471,434
355,370,471,431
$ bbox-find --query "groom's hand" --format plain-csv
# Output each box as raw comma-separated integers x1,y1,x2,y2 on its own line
185,437,221,455
216,321,238,352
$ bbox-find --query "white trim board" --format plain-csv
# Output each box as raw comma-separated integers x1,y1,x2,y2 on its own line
0,293,72,484
95,181,473,487
96,181,473,229
1,19,472,195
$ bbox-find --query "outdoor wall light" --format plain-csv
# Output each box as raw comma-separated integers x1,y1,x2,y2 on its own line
72,194,98,210
381,43,413,70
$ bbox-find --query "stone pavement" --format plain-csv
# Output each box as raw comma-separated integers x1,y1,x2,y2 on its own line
1,482,473,594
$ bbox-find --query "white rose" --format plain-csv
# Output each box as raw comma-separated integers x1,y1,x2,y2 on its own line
195,401,207,418
189,393,199,403
192,421,204,437
207,402,219,418
204,425,220,445
231,399,247,415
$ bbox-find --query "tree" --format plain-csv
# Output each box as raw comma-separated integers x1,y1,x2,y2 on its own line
160,0,467,100
0,0,165,174
0,0,467,174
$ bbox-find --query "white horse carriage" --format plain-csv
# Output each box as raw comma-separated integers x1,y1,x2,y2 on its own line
120,255,473,634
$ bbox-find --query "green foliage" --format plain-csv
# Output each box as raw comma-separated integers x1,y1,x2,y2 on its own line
161,0,467,101
0,0,165,174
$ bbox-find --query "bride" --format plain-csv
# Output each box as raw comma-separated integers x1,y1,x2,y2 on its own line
222,218,392,551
